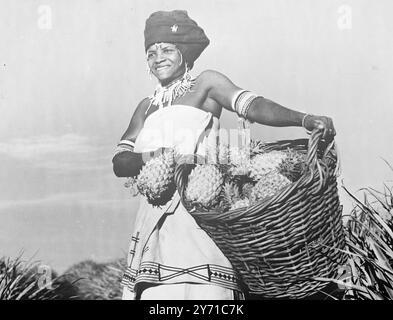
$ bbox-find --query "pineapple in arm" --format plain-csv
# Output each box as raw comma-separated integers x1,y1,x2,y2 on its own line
136,148,177,207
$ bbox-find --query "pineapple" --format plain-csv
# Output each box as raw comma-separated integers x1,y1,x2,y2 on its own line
205,143,230,165
230,198,250,210
227,140,266,176
249,139,265,155
185,164,224,208
278,149,308,182
250,172,291,203
136,149,176,206
220,182,241,210
217,143,230,165
241,182,255,199
228,146,252,176
249,151,288,181
124,177,139,197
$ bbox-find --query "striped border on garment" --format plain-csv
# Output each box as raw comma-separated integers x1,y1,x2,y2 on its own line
120,261,241,293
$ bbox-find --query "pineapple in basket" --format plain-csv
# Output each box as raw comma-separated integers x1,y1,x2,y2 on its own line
228,140,265,176
241,182,255,199
249,171,291,204
219,181,252,212
249,150,288,181
185,164,224,209
231,198,251,210
278,149,308,182
228,146,251,176
205,143,230,165
135,148,177,207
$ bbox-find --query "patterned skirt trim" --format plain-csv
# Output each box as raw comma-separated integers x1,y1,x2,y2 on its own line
121,261,242,293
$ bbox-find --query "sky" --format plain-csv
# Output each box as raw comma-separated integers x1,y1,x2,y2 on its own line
1,0,392,274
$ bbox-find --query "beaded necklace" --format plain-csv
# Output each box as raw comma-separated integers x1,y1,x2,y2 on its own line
145,69,195,115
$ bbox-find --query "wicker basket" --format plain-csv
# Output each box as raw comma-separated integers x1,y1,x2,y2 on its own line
174,129,347,299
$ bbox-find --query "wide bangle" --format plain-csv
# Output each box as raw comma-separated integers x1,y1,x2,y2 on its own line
231,90,259,122
302,114,313,134
302,114,313,128
114,139,135,156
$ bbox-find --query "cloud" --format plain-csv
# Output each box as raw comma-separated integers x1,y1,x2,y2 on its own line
0,133,113,171
0,134,98,159
0,191,139,211
0,192,91,210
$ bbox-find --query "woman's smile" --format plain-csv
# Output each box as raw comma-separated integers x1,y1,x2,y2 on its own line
147,43,184,85
155,65,170,72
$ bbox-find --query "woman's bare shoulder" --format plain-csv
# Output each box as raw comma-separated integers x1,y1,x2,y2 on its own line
196,69,238,92
132,97,152,118
136,97,151,112
196,69,228,83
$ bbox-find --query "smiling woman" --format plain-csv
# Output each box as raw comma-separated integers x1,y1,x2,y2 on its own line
111,9,337,301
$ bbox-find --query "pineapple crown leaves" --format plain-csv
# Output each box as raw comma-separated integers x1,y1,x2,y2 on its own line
277,148,308,182
249,139,267,156
124,177,139,197
241,182,255,199
220,182,242,209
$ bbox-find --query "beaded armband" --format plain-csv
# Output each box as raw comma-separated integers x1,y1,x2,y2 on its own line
114,139,135,156
231,90,259,122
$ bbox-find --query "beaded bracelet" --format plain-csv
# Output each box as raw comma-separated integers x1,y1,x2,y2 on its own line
231,90,258,122
114,139,135,156
302,114,313,134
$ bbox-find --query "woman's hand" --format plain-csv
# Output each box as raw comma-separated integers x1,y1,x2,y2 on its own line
303,115,336,142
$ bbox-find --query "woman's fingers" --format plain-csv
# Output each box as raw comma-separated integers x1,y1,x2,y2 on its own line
313,116,335,141
322,117,335,141
305,115,336,141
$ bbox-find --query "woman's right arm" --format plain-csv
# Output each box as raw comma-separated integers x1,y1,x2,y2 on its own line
112,98,150,177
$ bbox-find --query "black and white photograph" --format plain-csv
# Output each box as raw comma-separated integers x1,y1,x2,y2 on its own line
1,0,392,305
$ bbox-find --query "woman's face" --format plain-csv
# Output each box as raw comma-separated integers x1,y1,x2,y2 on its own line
146,43,184,85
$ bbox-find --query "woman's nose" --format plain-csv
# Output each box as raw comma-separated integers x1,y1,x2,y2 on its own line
155,50,166,63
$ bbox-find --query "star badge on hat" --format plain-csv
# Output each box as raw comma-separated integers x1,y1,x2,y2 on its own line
171,24,179,33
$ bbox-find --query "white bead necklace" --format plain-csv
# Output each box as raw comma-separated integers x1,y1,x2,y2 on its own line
145,69,196,115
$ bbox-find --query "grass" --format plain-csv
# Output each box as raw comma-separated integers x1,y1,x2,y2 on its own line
59,258,126,300
318,161,393,300
0,252,126,300
337,182,393,300
0,253,76,300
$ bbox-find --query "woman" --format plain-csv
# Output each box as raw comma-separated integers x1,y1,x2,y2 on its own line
113,10,336,300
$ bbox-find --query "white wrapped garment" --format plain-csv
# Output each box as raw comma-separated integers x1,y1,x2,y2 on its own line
121,105,242,300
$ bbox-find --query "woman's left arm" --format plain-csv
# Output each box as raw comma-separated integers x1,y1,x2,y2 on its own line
202,70,336,141
246,97,336,141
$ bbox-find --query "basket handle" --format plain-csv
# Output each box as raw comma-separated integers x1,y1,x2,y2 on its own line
306,129,324,167
306,129,340,192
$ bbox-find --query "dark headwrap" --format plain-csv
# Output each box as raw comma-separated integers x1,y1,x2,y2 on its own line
144,10,210,69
